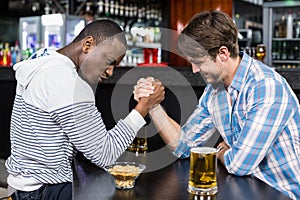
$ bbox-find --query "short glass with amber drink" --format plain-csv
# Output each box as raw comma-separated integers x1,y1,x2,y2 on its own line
256,44,266,62
127,127,148,153
188,147,218,195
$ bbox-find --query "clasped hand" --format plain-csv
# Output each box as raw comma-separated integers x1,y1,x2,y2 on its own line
133,77,164,107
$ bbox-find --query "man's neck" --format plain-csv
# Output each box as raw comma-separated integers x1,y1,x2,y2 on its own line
57,43,79,69
223,56,241,88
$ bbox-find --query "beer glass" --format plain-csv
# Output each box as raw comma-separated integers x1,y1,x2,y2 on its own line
127,127,148,153
256,44,266,62
188,147,218,195
188,193,217,200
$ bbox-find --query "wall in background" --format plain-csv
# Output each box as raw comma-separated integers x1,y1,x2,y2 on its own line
0,18,19,45
168,0,233,67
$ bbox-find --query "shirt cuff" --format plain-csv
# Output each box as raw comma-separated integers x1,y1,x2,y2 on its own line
123,109,146,133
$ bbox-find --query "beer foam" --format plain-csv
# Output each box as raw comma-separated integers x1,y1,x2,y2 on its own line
191,147,217,154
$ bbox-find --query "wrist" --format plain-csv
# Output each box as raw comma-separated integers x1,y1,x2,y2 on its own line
149,104,164,116
150,104,161,111
135,102,150,118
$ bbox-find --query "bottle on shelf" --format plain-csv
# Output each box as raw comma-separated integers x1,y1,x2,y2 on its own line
97,0,104,17
293,18,300,38
286,12,293,39
110,0,115,16
287,42,295,60
119,0,124,17
2,43,12,67
265,2,300,68
93,0,163,66
104,0,110,17
11,40,21,65
280,41,287,60
22,48,32,61
124,1,129,18
114,0,119,16
0,43,3,66
272,40,280,60
274,21,279,38
278,15,287,38
293,42,300,60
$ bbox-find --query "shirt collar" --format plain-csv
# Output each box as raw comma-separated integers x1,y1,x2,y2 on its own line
228,52,252,93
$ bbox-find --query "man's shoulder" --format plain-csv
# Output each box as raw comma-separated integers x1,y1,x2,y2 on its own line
38,56,77,81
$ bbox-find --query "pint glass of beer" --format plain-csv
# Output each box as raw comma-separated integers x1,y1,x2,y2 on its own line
188,147,218,195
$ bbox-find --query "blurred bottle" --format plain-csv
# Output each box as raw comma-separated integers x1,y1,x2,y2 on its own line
274,21,279,38
22,48,31,60
272,41,279,60
104,0,110,17
2,43,12,67
124,1,130,18
286,12,293,39
114,0,119,16
0,43,3,66
110,0,115,17
277,41,282,59
143,48,151,63
278,15,287,38
293,42,300,60
119,0,124,17
152,48,158,63
97,0,104,17
12,40,21,65
281,41,287,60
294,16,300,38
287,42,295,60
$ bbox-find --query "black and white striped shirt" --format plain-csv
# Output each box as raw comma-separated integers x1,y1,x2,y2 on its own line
6,48,144,190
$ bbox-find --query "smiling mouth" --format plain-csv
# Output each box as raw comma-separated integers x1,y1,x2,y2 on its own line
98,75,109,83
97,75,105,83
201,73,209,77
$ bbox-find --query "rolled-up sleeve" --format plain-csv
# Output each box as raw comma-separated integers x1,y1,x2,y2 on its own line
174,87,216,158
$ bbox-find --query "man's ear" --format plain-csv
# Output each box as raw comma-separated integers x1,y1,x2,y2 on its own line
82,36,95,53
218,46,230,62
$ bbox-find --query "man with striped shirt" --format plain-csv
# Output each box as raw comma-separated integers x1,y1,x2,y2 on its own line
134,11,300,199
6,20,164,200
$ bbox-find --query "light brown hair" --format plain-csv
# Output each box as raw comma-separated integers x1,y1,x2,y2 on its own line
177,10,239,61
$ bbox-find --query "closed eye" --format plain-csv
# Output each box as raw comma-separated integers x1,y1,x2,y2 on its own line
192,62,202,67
106,59,116,67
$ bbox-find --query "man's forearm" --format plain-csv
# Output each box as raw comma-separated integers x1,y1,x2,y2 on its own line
149,104,181,150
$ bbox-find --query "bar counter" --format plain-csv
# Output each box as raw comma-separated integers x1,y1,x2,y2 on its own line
73,152,291,200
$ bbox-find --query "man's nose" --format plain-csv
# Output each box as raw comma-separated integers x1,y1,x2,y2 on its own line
191,64,200,73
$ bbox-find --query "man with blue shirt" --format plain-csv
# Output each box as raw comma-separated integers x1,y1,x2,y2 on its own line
134,11,300,199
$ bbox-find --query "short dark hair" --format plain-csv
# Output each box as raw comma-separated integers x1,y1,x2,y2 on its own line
177,10,239,60
73,19,127,47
